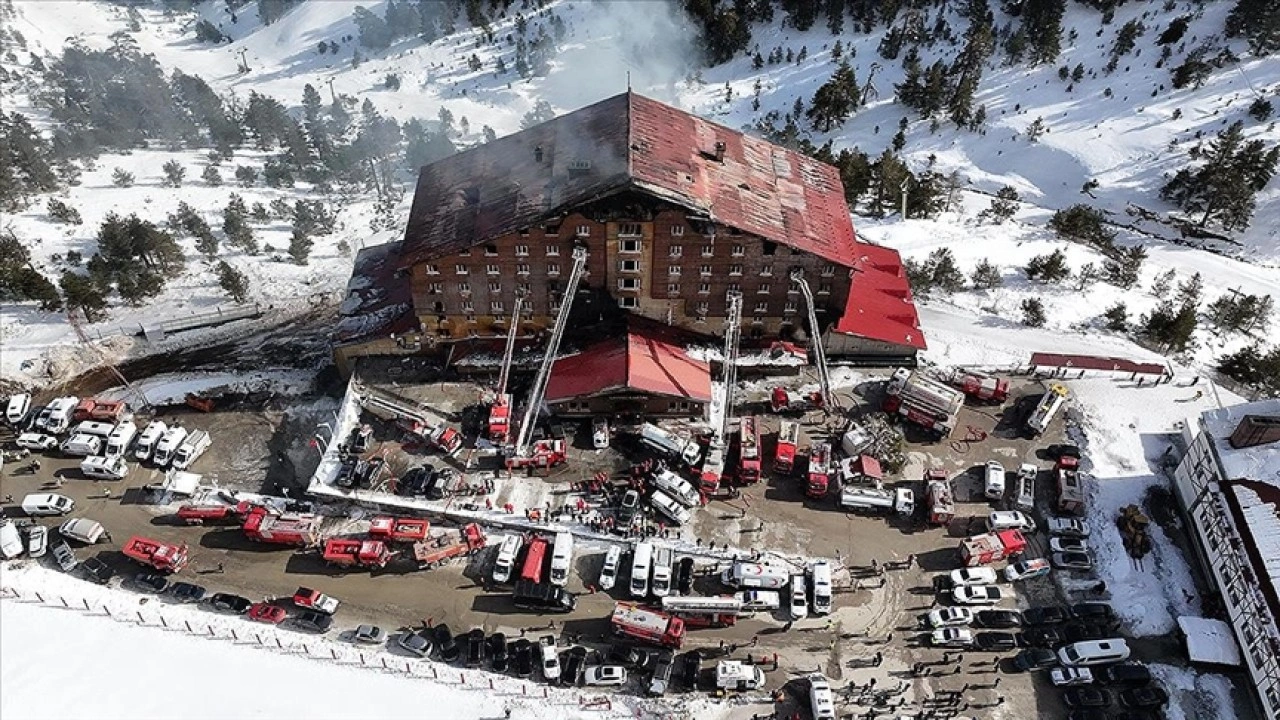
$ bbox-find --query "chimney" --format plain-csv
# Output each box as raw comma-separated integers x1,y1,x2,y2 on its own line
1229,415,1280,449
713,140,726,162
534,145,544,163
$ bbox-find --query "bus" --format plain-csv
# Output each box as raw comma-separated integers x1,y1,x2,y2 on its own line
520,536,550,584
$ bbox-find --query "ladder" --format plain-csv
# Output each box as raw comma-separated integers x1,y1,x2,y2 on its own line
719,291,743,443
513,246,588,457
494,289,526,401
791,270,838,413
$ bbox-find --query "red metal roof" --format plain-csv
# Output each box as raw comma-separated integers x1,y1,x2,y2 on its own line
1029,353,1166,376
545,327,712,403
832,243,926,350
400,92,857,268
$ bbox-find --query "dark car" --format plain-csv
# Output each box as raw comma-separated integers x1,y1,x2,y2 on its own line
423,468,448,501
1097,663,1153,686
50,540,78,572
489,633,509,672
679,650,701,688
209,592,253,614
1119,687,1169,708
1062,623,1108,644
355,457,384,488
975,609,1023,628
1063,688,1112,709
617,490,640,525
512,639,534,678
466,628,486,668
675,557,695,595
1018,627,1064,648
1047,444,1082,460
975,632,1018,652
398,465,434,497
166,581,207,604
397,631,433,657
647,650,675,696
1013,648,1058,671
81,556,115,585
1023,606,1070,626
1069,602,1117,624
293,609,334,633
608,644,651,670
335,457,358,488
129,572,169,594
1053,552,1095,571
433,624,460,662
561,646,588,686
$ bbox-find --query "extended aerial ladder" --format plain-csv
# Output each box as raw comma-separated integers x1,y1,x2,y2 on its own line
510,246,588,464
488,290,526,442
698,291,742,493
791,270,838,413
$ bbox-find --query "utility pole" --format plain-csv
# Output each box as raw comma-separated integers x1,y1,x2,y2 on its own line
237,48,250,74
900,178,909,219
326,77,337,104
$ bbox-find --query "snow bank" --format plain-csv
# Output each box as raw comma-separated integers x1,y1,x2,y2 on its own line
99,370,317,407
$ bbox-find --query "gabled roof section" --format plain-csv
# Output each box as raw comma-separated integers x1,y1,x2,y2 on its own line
545,327,712,404
399,92,858,268
832,243,927,350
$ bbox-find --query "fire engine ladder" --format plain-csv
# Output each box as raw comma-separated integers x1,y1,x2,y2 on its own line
355,382,430,428
719,291,743,443
791,270,838,413
513,246,588,457
494,289,526,401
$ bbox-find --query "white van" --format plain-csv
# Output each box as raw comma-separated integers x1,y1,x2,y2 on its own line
1058,639,1131,667
105,421,137,458
649,491,692,525
630,541,654,598
81,455,129,480
810,561,833,615
172,429,211,470
21,493,75,516
16,432,58,451
6,393,31,425
152,426,189,467
984,461,1006,501
492,534,522,584
716,660,766,691
599,545,622,591
722,562,790,590
651,470,701,508
134,420,168,462
548,531,574,586
808,675,837,720
60,433,102,457
73,420,117,438
988,510,1037,534
735,590,781,612
0,520,22,559
42,396,79,434
1015,463,1037,513
650,546,674,598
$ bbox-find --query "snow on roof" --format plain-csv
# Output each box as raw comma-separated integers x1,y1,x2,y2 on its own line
1228,484,1280,621
1177,616,1243,666
1202,399,1280,490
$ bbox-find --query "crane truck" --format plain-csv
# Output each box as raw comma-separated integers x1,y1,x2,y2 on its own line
883,368,965,437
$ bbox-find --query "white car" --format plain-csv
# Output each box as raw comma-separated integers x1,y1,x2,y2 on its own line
930,628,974,647
16,432,57,451
6,393,31,425
952,585,1005,606
1004,558,1051,582
583,665,628,686
1049,537,1090,554
540,642,560,682
592,417,610,450
1046,517,1090,538
1050,667,1095,686
0,520,23,559
25,525,48,558
598,545,622,591
58,518,106,545
926,606,974,628
789,574,809,621
984,461,1006,500
949,567,998,587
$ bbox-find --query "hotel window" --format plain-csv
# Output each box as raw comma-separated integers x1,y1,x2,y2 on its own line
517,282,531,294
754,301,769,313
699,264,712,276
752,316,764,325
727,282,740,293
466,329,478,338
759,264,773,276
822,264,836,276
488,281,501,293
486,264,500,275
521,298,532,311
490,301,504,313
731,244,745,256
729,264,742,276
669,245,683,257
547,263,560,276
516,263,530,275
696,302,709,314
428,282,442,295
619,223,642,237
457,282,471,294
671,225,685,236
484,245,498,256
668,265,682,276
701,245,714,257
455,264,469,275
458,248,471,256
618,296,638,309
576,224,590,237
788,280,800,293
425,264,440,275
462,300,474,313
698,282,710,295
818,282,831,294
620,238,641,253
667,283,681,295
620,260,640,273
546,245,560,256
784,300,797,313
757,283,771,294
618,277,640,291
515,244,529,256
466,314,476,324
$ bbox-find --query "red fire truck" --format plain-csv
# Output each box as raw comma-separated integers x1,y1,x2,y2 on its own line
175,500,257,526
806,442,833,499
121,536,190,573
769,387,823,414
242,507,322,547
1055,455,1086,515
774,420,800,475
322,538,393,568
925,469,955,525
506,439,568,474
958,530,1027,567
520,535,550,583
951,371,1009,403
737,416,762,483
368,516,430,543
610,602,685,649
488,394,512,443
411,523,486,569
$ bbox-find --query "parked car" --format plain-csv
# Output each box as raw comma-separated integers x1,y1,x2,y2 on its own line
974,632,1018,651
1096,663,1152,686
592,417,611,450
647,650,675,696
789,574,809,620
433,624,460,662
81,556,115,584
1118,687,1169,708
608,644,651,669
209,593,253,614
949,567,999,587
293,609,333,633
1052,552,1095,571
50,540,78,572
931,628,974,647
1004,558,1052,582
1069,602,1117,624
489,633,509,672
16,433,58,451
1051,667,1095,687
166,582,206,604
539,640,559,681
1062,623,1108,644
598,545,622,591
1062,688,1112,709
248,602,288,624
58,518,106,545
130,572,170,594
25,525,48,558
675,556,695,595
513,639,534,678
926,606,974,628
1050,537,1090,554
679,650,701,688
1047,517,1090,538
617,490,640,525
1046,444,1082,460
974,609,1023,628
561,646,588,686
952,585,1005,605
466,628,486,667
584,665,628,686
1023,606,1070,626
1018,627,1064,648
397,631,433,658
1012,648,1059,671
0,520,23,559
353,625,386,645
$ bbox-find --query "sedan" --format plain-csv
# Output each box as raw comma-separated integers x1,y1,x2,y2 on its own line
1118,687,1169,708
617,490,640,525
679,650,701,688
81,557,115,585
931,628,974,647
1004,558,1051,582
583,665,628,686
209,593,252,614
1023,606,1070,626
1062,623,1108,644
25,525,48,558
1018,627,1064,648
608,644,651,669
248,602,288,624
1052,552,1095,571
949,567,998,587
292,609,333,634
50,540,78,572
433,624,460,663
1013,648,1058,671
489,633,509,672
166,582,207,603
1096,663,1152,686
561,646,588,686
1050,667,1095,687
1047,517,1090,538
1069,602,1117,624
974,632,1017,652
353,625,386,644
951,585,1005,605
675,557,695,595
926,606,974,628
465,628,486,668
789,581,809,621
130,572,170,594
1050,537,1090,554
974,609,1023,628
397,631,433,658
1063,688,1112,709
512,639,534,678
58,518,106,545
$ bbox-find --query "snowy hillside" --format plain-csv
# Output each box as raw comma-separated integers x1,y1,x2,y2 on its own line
0,0,1278,388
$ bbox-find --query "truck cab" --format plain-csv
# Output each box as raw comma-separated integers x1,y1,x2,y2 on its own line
293,587,340,614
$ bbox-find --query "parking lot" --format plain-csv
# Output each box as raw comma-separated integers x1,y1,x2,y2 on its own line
0,372,1130,719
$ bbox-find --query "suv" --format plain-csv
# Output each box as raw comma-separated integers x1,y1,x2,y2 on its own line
608,644,651,669
561,646,587,686
617,490,640,525
1013,648,1058,671
647,650,675,696
1023,606,1070,626
465,628,486,668
433,624,460,662
1096,663,1152,686
975,609,1023,628
397,630,433,658
680,650,701,688
540,639,561,682
1069,603,1118,626
975,632,1017,651
81,556,115,585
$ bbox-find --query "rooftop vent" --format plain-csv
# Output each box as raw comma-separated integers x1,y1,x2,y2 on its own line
1228,415,1280,449
700,140,727,163
534,145,544,163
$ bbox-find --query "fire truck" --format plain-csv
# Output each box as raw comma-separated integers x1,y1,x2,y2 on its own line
72,398,129,423
121,536,190,573
322,538,394,568
659,596,742,629
505,438,567,474
242,507,322,547
368,516,430,543
774,420,800,475
769,387,823,414
948,370,1009,403
1026,383,1069,437
806,442,833,499
412,523,486,569
958,530,1027,567
925,469,955,525
610,602,685,648
883,368,965,437
737,416,762,484
488,294,525,442
425,424,463,456
175,500,257,526
1055,455,1086,515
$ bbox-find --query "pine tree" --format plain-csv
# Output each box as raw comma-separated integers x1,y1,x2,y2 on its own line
806,62,860,132
1025,249,1071,283
235,166,258,187
201,165,223,186
112,168,135,187
222,193,258,254
978,186,1019,223
1022,298,1047,327
59,271,108,322
216,260,249,303
1103,302,1128,331
47,198,83,225
1226,0,1280,56
288,227,313,265
1048,204,1116,251
1103,246,1146,288
1149,268,1176,297
970,258,1003,289
1176,272,1204,307
1161,121,1280,231
1022,0,1065,65
1142,300,1198,352
162,160,186,187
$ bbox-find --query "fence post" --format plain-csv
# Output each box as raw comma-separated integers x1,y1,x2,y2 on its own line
84,598,91,610
405,662,411,674
160,616,168,628
521,684,526,695
431,666,438,679
489,678,495,690
208,625,215,636
331,648,338,660
35,592,43,603
231,629,238,641
137,611,145,624
103,606,112,617
359,653,364,664
381,658,388,669
61,597,68,608
460,673,466,685
276,637,283,648
185,620,193,632
303,644,309,655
